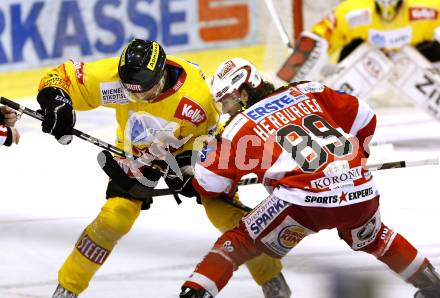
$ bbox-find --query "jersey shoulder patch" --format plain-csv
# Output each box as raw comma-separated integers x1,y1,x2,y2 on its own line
296,81,325,94
344,8,372,27
409,7,439,21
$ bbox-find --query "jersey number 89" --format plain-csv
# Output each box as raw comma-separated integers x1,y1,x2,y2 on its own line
276,114,353,173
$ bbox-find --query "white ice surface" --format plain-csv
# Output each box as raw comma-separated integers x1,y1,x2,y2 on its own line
0,103,439,298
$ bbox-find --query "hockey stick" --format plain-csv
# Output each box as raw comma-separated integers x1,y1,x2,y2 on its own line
263,0,294,51
4,98,438,213
0,97,249,211
0,97,135,160
149,157,440,198
0,96,187,196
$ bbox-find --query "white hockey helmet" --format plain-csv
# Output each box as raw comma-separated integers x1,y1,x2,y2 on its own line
211,58,263,103
375,0,403,22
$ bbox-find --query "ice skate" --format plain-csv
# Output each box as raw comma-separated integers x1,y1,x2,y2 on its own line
412,264,440,298
262,272,292,298
52,284,78,298
179,286,213,298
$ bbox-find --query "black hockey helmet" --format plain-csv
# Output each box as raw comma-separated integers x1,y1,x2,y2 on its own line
118,39,166,94
375,0,403,22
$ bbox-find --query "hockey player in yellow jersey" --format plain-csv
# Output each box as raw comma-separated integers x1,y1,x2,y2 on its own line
314,0,440,61
36,39,290,298
278,0,440,82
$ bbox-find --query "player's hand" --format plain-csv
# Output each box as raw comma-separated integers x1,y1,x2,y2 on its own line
97,150,162,193
164,151,199,198
37,87,76,145
165,173,198,198
0,106,18,127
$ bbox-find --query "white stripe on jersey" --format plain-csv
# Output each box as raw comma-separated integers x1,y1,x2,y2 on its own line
349,100,375,136
222,113,249,141
399,252,426,280
273,179,378,208
262,149,298,191
186,272,219,297
194,162,234,194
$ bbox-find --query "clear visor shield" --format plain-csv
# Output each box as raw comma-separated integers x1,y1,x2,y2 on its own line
377,0,400,21
122,75,165,103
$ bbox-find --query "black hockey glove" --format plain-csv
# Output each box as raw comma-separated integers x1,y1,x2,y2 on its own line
37,87,76,145
165,173,198,198
97,150,162,199
164,151,199,199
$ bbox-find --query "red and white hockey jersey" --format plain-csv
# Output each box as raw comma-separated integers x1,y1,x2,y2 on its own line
193,81,378,208
0,124,10,147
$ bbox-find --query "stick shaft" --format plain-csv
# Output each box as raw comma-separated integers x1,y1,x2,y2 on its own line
365,158,439,171
149,158,439,197
4,97,438,205
263,0,293,50
0,97,159,165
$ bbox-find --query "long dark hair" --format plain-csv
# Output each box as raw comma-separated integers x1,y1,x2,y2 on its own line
241,81,275,108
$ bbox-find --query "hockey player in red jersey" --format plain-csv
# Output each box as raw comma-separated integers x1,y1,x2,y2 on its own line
179,58,440,298
0,105,19,147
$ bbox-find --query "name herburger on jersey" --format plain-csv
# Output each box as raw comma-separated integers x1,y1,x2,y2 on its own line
305,187,374,204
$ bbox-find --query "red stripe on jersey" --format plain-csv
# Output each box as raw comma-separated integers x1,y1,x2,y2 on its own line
0,125,8,137
378,233,418,273
357,115,377,157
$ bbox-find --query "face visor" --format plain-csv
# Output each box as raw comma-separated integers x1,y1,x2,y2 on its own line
215,90,244,116
121,73,166,103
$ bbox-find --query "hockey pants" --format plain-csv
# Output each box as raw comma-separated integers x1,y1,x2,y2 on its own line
183,195,431,296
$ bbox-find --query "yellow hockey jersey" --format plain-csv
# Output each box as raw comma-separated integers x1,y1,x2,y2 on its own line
312,0,440,56
38,56,218,157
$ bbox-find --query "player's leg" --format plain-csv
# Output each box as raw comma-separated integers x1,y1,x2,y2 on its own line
53,196,142,296
182,194,313,297
339,207,440,297
201,194,290,297
180,220,264,297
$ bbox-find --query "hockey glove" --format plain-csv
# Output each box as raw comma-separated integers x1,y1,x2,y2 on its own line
165,172,198,198
37,87,76,145
97,150,162,198
164,151,199,199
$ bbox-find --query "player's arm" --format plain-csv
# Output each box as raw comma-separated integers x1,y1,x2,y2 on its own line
166,83,220,198
36,62,79,144
192,137,238,198
319,84,376,156
36,58,115,144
